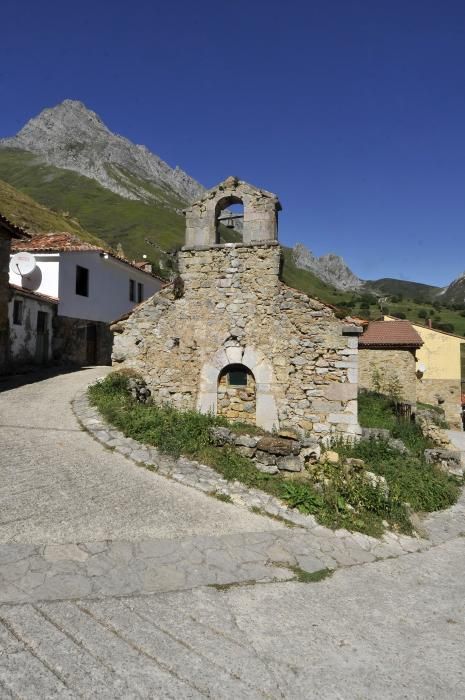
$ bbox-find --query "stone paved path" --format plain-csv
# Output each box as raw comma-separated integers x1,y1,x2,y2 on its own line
0,368,282,545
1,538,464,699
1,368,465,697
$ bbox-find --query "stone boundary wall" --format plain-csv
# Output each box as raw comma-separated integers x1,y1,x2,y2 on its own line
112,243,361,440
417,377,462,429
53,316,113,366
358,348,417,403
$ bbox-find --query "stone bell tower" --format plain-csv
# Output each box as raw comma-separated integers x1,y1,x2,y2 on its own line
184,175,281,247
113,176,360,440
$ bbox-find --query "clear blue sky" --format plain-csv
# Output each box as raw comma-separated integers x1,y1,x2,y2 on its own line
2,0,465,285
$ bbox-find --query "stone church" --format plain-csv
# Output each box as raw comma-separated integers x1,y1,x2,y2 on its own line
112,177,361,439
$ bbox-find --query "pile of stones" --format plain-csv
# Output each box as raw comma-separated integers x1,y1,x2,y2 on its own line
307,452,390,498
127,376,152,404
209,428,320,474
360,427,409,454
424,448,464,477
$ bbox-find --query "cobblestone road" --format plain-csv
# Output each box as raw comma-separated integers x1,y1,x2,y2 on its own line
1,368,464,698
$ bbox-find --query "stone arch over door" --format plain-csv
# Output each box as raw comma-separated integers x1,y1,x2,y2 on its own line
197,345,279,432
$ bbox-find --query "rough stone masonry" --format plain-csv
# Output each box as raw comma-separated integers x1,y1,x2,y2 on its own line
112,176,362,440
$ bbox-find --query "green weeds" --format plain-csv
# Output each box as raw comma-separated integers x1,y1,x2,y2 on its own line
88,374,461,539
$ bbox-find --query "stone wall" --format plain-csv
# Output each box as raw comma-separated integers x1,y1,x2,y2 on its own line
53,316,113,366
112,243,361,440
358,348,417,403
417,378,462,428
0,232,11,373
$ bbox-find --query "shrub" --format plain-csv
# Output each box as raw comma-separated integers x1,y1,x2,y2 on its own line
392,311,406,319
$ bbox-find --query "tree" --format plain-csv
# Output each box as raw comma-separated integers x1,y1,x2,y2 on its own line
392,311,406,319
418,309,428,319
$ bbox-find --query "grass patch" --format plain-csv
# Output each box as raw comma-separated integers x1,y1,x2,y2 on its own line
88,373,461,538
250,505,300,527
348,391,461,513
210,491,232,503
287,566,334,583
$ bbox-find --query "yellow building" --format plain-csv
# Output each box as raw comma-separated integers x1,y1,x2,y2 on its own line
385,316,464,428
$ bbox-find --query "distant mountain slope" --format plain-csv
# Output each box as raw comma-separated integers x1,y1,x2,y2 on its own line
0,177,105,247
292,243,362,291
0,100,204,205
438,273,465,306
363,277,440,302
0,148,188,261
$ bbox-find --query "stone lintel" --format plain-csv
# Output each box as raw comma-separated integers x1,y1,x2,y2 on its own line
342,324,364,335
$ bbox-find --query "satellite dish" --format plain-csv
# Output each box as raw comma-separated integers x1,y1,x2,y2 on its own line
417,362,426,374
9,252,37,277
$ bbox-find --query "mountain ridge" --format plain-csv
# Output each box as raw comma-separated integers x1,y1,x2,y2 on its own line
0,99,463,308
0,99,205,206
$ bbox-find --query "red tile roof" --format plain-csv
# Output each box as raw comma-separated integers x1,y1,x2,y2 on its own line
359,320,423,348
12,232,103,253
0,213,31,240
12,232,164,281
9,283,58,305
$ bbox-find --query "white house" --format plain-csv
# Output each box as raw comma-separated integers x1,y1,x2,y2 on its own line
9,232,163,365
8,284,57,367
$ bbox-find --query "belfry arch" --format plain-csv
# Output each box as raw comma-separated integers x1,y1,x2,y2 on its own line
184,176,281,247
214,195,244,243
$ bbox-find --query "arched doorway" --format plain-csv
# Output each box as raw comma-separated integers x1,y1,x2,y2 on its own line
217,363,256,424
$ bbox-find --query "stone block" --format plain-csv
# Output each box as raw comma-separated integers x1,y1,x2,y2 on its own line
313,423,330,432
255,462,279,474
234,435,259,448
236,445,256,458
327,413,358,425
225,346,243,364
347,368,358,384
276,455,302,472
255,450,277,465
256,436,300,456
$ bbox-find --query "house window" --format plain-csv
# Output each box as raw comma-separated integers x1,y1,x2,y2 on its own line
137,282,144,303
129,279,135,302
75,265,89,297
13,300,23,325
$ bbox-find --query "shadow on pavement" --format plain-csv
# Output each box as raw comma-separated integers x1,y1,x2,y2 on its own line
0,365,106,393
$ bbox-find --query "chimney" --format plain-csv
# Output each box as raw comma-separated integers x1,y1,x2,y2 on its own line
427,318,432,329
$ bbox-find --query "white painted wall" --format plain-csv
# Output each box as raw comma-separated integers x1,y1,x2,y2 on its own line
9,251,163,323
9,254,60,299
9,291,55,363
57,251,162,322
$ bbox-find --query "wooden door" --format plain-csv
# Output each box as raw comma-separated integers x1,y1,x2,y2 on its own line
86,324,97,365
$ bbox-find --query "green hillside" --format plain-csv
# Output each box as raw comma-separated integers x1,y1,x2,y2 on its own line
0,146,464,337
364,277,439,302
0,178,105,247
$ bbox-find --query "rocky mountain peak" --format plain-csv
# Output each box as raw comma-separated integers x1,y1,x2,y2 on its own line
293,243,363,291
0,100,205,205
